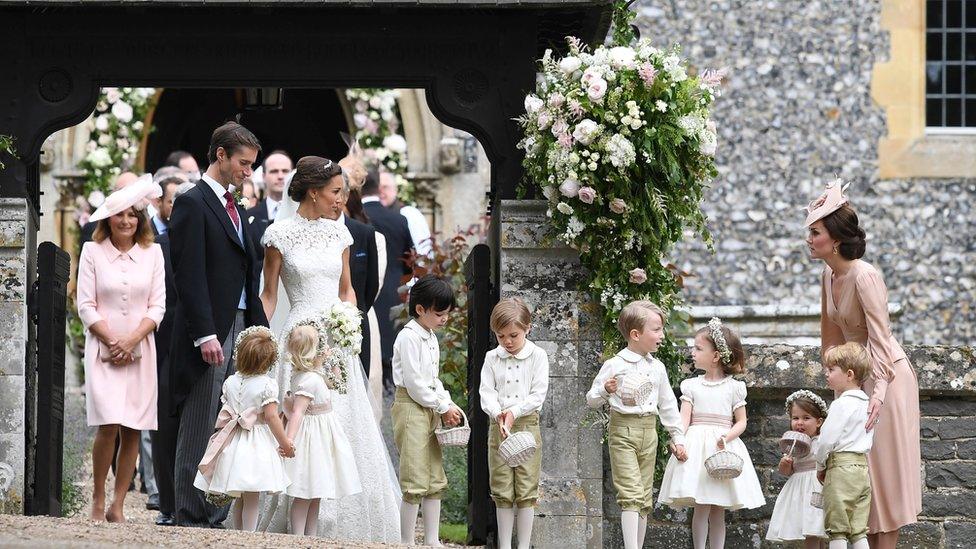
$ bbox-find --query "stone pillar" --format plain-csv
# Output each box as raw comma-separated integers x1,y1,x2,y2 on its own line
0,198,30,513
499,200,604,548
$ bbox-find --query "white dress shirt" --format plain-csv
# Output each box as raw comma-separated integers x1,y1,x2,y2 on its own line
586,348,686,445
393,319,453,414
815,389,874,471
399,205,432,256
193,175,247,348
266,196,281,222
479,340,550,421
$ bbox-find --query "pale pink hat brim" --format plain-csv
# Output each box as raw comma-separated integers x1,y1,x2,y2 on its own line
803,180,849,227
89,174,162,223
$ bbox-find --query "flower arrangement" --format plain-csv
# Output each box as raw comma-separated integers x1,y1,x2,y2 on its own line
344,88,414,203
74,87,156,227
517,5,721,358
322,302,363,354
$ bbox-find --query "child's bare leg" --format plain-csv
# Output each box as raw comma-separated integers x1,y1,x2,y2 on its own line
290,498,310,535
708,505,726,549
304,498,320,536
239,492,259,532
232,498,243,530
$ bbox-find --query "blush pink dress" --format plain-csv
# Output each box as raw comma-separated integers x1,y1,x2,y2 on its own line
821,260,922,534
77,239,165,430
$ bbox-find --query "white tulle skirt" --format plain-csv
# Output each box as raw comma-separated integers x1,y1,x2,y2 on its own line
766,469,827,541
284,412,362,500
192,425,290,497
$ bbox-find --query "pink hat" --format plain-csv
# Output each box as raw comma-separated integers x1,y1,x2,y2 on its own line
89,174,162,223
803,179,850,227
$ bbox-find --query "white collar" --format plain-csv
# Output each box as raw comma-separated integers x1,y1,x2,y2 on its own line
617,348,648,363
838,388,869,401
496,340,537,360
361,195,381,204
337,212,346,224
404,319,434,341
202,174,233,200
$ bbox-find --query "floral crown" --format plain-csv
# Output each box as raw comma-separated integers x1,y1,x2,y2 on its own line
286,316,331,357
785,389,828,417
231,325,279,365
706,317,732,365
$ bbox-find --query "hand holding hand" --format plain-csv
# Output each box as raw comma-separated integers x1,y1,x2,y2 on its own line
278,440,295,458
672,444,688,462
604,377,619,394
778,455,794,476
200,339,224,367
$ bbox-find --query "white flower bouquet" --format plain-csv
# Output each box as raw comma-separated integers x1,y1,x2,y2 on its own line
322,302,363,354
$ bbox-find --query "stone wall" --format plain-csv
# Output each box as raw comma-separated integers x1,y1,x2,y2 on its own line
633,0,976,345
0,198,29,513
600,344,976,549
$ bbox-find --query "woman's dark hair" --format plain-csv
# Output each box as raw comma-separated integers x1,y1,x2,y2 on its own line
92,207,155,248
345,188,370,224
288,156,343,202
207,121,262,164
821,204,866,260
409,275,456,317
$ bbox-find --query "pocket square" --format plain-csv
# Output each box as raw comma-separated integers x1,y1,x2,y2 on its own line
354,251,367,258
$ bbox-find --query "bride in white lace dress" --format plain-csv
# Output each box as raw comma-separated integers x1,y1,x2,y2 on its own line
256,155,401,542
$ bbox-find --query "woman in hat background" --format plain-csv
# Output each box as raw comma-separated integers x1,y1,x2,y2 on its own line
76,174,166,523
804,180,921,548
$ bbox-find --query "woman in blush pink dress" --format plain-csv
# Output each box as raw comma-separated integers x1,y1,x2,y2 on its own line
77,175,165,523
803,181,922,549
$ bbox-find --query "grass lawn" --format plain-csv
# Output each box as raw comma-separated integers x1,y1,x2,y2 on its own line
440,522,467,544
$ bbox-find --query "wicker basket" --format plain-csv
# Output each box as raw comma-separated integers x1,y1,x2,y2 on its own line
205,491,235,508
704,448,744,480
498,425,538,468
810,490,824,509
435,408,470,447
615,373,655,407
779,430,813,459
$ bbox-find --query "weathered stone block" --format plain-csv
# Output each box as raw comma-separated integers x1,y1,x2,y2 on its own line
898,520,945,549
724,522,766,549
731,500,774,522
751,437,785,467
500,248,586,292
0,255,26,302
540,378,584,478
533,514,590,549
534,339,580,378
0,220,25,248
0,376,24,434
537,477,587,516
922,440,958,461
927,462,976,489
955,439,976,460
505,289,600,342
946,520,976,548
922,398,976,417
921,417,976,440
922,489,976,518
0,303,25,375
0,432,24,513
642,522,692,548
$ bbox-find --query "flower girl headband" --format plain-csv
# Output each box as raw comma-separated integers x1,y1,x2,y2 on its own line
232,325,279,365
803,178,850,227
784,389,829,417
707,317,732,365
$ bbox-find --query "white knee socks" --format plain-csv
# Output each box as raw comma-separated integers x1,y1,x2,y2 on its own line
691,504,710,549
496,507,515,549
305,498,320,536
708,505,726,549
239,492,259,532
852,538,869,549
290,498,310,536
422,497,442,547
829,540,848,549
621,510,640,549
515,507,534,549
637,514,647,548
400,501,420,545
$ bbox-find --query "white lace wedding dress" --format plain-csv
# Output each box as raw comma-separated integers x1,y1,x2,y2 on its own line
255,213,401,542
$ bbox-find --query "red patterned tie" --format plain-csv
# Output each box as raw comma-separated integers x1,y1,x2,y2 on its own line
223,191,240,230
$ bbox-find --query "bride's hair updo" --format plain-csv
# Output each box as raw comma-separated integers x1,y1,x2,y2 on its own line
821,204,867,260
288,155,343,202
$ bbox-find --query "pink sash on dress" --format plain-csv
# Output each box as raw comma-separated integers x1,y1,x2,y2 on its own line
197,403,266,482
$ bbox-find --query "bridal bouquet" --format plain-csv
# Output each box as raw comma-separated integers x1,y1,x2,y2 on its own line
323,302,363,354
517,27,720,344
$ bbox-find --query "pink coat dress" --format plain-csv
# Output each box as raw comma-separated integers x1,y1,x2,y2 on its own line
821,260,922,534
77,239,165,430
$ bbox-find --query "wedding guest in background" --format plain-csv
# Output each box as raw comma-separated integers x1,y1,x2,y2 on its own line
379,171,431,256
164,150,201,181
246,150,292,263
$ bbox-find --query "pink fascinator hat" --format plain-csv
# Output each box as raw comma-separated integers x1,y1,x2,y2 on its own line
89,174,162,223
803,179,850,227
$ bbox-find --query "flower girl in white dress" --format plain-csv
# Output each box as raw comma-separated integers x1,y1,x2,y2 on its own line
658,318,765,549
193,327,294,531
766,390,828,547
283,324,362,536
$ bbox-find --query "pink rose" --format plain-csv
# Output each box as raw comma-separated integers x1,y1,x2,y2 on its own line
629,268,647,284
559,178,580,198
587,78,608,102
577,186,596,204
609,198,628,214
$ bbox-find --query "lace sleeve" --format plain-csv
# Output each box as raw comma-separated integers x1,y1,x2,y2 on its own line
337,221,354,248
261,222,285,251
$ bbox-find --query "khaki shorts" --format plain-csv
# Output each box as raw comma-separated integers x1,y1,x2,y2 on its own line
608,412,658,516
823,452,871,542
488,412,542,508
392,387,447,504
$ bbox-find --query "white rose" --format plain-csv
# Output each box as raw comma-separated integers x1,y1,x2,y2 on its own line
609,46,637,69
524,95,544,115
537,110,553,130
369,96,382,109
94,115,109,132
572,119,599,146
86,148,112,168
558,177,580,198
111,101,133,123
354,113,368,128
105,88,121,104
556,202,573,215
587,78,608,102
559,56,582,74
383,134,408,154
581,67,601,86
87,190,106,208
97,134,111,146
132,121,144,132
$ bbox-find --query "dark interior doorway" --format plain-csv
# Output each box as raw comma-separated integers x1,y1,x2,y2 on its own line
144,88,350,172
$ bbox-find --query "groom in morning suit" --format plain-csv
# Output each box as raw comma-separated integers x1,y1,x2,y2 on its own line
168,122,269,528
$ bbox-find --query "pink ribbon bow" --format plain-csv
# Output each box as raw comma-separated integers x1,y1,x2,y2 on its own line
197,404,264,483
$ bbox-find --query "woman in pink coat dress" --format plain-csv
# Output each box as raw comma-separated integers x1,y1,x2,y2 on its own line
77,175,165,523
804,181,922,549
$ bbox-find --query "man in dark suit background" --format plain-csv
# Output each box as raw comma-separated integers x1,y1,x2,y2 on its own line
168,122,271,528
338,191,379,378
245,150,291,263
361,167,413,388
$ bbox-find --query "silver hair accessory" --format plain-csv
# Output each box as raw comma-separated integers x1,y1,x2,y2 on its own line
707,317,733,365
323,159,333,170
785,389,829,417
231,325,279,367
